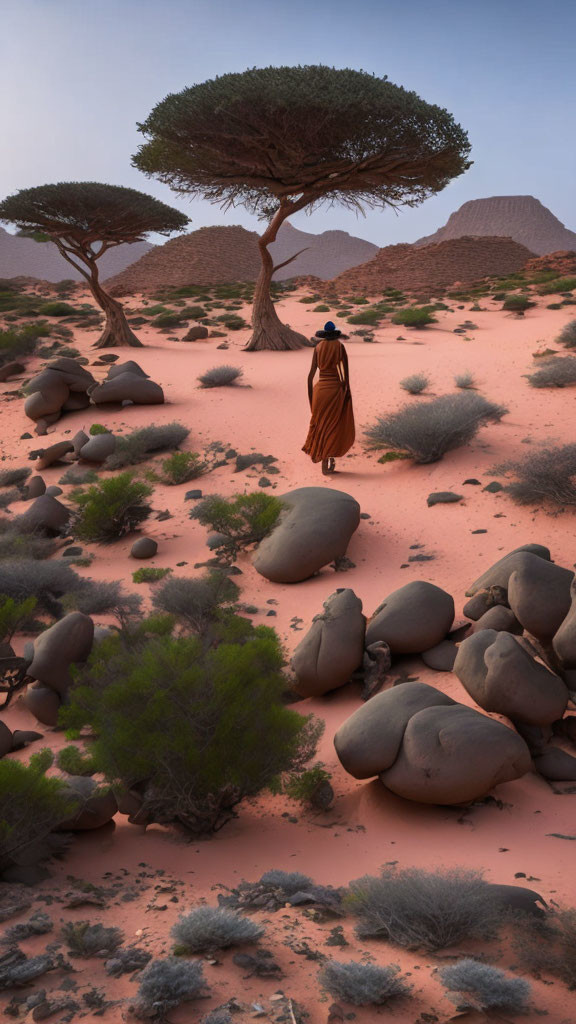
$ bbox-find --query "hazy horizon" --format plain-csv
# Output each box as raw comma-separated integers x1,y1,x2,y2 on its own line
2,0,575,248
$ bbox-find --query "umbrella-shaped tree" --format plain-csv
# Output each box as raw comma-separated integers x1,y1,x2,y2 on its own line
132,65,472,352
0,183,189,348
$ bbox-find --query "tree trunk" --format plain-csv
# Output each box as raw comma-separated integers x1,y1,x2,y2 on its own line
244,204,311,352
89,273,143,349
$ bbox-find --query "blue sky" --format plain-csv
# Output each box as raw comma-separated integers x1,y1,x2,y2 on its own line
2,0,575,245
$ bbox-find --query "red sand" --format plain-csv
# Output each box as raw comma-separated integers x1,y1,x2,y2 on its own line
1,288,576,1022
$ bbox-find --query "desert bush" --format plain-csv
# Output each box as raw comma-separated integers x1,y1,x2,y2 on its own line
198,365,244,388
364,392,507,465
258,869,314,894
37,301,77,316
0,594,37,643
62,920,124,957
314,305,330,312
70,473,153,542
284,764,333,809
0,558,81,614
214,314,247,330
346,866,502,950
347,309,382,325
171,907,263,953
538,276,576,294
526,355,576,388
391,306,436,328
503,294,534,312
133,957,207,1020
106,423,190,469
152,311,191,328
106,945,152,977
57,745,97,776
318,960,409,1006
0,324,45,366
557,318,576,349
454,371,476,389
0,750,79,874
547,302,563,309
494,443,576,508
61,618,323,835
63,579,143,623
0,467,30,488
88,423,110,435
439,959,531,1011
133,567,172,584
0,525,57,562
513,908,576,988
2,910,53,943
159,451,209,484
189,493,285,557
0,488,21,510
399,373,429,395
59,466,98,486
152,570,240,634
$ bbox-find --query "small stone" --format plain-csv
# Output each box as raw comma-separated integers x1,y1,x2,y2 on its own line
156,510,172,521
259,477,271,487
21,432,33,439
185,489,203,500
360,512,371,519
176,561,188,567
483,481,503,493
266,610,277,617
409,553,435,562
45,485,63,497
131,537,158,559
62,546,83,557
217,343,229,349
427,491,463,507
463,478,481,485
471,529,487,534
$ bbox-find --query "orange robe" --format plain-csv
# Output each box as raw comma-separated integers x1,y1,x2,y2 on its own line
302,339,355,463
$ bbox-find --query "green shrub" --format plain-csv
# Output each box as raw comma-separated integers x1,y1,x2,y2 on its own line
0,594,37,643
37,301,77,317
391,307,436,328
0,323,45,366
152,311,191,328
313,305,330,313
57,745,97,776
284,764,333,809
364,392,507,464
198,365,244,389
537,276,576,295
89,423,110,435
0,750,79,874
133,567,172,584
214,314,248,330
299,295,321,304
160,451,209,485
557,319,576,349
399,373,429,395
61,620,323,835
347,309,381,325
106,423,190,469
70,473,153,542
151,571,240,634
503,294,534,311
189,493,285,557
62,920,124,957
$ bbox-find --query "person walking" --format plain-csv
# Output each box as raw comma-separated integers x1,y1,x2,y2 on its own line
302,320,355,475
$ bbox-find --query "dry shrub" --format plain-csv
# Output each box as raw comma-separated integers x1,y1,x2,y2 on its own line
494,443,576,508
557,318,576,349
399,373,429,395
171,907,263,953
525,355,576,388
198,365,244,388
439,959,531,1011
318,960,409,1005
132,957,207,1020
513,908,576,989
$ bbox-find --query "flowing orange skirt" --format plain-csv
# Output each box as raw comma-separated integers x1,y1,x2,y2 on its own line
302,372,356,463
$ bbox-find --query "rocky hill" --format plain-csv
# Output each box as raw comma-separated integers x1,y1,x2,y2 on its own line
323,236,536,296
523,250,576,276
0,227,153,283
106,222,379,294
415,196,576,256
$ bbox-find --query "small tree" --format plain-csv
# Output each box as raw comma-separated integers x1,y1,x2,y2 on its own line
132,66,471,351
0,183,188,348
70,473,153,542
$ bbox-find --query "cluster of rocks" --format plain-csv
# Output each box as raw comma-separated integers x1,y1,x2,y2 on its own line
24,358,164,434
253,487,360,584
292,544,576,804
22,611,96,727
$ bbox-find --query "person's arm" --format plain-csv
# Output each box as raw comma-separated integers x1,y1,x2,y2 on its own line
340,345,351,394
307,347,318,409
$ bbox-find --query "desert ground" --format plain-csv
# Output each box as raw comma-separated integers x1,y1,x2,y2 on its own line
1,283,576,1022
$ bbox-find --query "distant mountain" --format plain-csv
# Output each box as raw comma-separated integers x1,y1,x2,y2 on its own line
107,222,379,294
0,226,153,283
415,196,576,256
326,235,536,296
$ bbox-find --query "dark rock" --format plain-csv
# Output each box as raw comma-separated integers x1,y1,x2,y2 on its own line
20,494,70,535
71,429,89,455
10,730,43,751
471,605,523,634
421,639,458,671
62,546,83,558
37,441,74,470
105,360,149,379
483,481,504,492
0,722,13,758
23,683,61,726
553,576,576,668
463,586,508,621
427,491,463,506
0,360,25,382
366,581,454,654
44,485,63,497
130,537,158,559
488,883,547,917
57,776,118,830
463,478,481,485
291,589,366,697
235,453,277,472
79,433,116,462
258,477,271,487
185,489,203,500
27,612,94,697
508,555,573,642
183,326,209,341
25,475,46,499
466,545,551,596
534,746,576,781
90,372,163,405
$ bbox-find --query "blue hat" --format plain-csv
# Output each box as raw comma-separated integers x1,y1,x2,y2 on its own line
315,319,341,339
324,321,336,332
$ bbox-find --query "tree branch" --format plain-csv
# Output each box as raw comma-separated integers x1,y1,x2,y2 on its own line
272,246,310,273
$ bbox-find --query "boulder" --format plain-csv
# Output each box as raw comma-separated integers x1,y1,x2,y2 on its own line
130,537,158,559
0,721,13,758
334,682,456,779
24,389,64,422
508,556,573,642
105,360,149,380
45,485,63,497
252,487,360,584
487,884,547,918
25,475,46,499
463,586,509,621
20,494,70,535
471,606,523,634
10,730,43,751
454,630,568,726
27,612,94,696
89,372,164,405
79,433,116,461
365,581,454,654
466,544,551,596
0,360,25,382
533,746,576,781
553,577,576,668
72,429,90,455
57,776,118,831
421,639,458,671
62,392,91,412
42,357,95,392
37,441,74,470
291,589,366,697
381,704,531,804
183,326,209,341
23,683,61,726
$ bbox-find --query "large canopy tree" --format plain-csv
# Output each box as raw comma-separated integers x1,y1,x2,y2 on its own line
132,65,472,352
0,183,189,348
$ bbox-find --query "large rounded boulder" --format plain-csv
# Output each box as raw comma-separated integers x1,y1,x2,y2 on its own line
89,372,163,405
334,682,456,780
507,556,573,642
27,612,94,697
365,581,454,654
19,494,70,535
252,487,360,584
291,589,366,697
57,776,118,831
454,630,568,726
465,544,551,596
553,577,576,668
